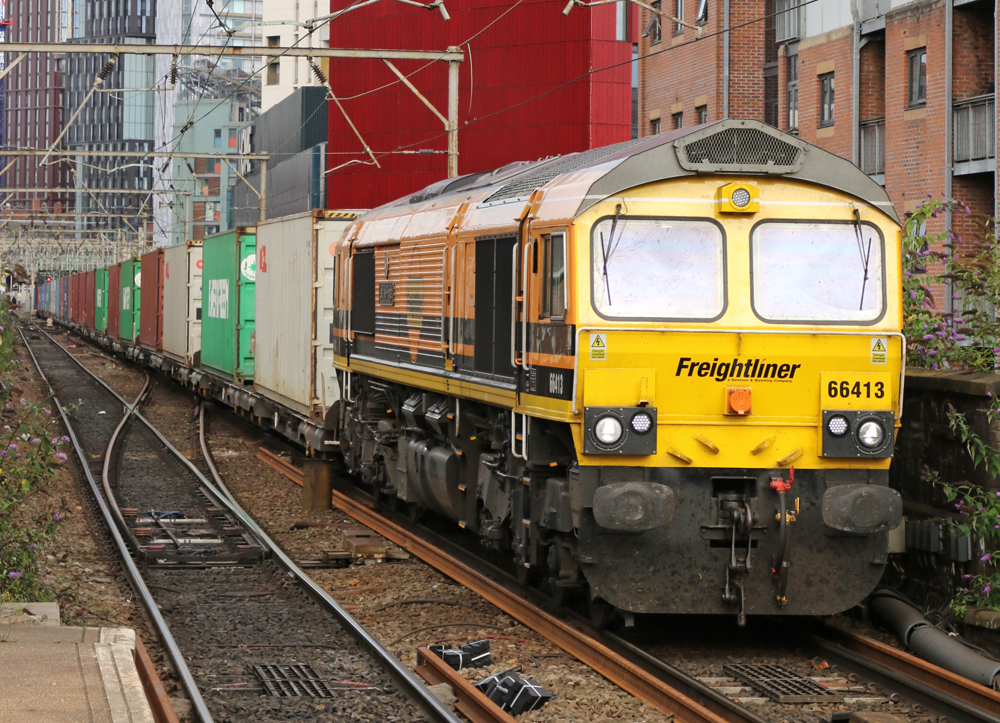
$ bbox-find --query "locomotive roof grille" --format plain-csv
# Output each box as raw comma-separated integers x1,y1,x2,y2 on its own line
481,137,647,205
674,125,806,173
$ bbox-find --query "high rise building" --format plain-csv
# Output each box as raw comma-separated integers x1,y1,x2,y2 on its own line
152,0,263,245
260,0,330,113
64,0,157,239
2,0,73,214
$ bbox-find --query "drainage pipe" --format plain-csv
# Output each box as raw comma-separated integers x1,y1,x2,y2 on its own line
870,591,1000,689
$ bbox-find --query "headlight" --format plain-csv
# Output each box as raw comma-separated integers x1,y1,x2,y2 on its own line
827,415,849,437
857,420,884,448
630,411,653,434
594,416,623,445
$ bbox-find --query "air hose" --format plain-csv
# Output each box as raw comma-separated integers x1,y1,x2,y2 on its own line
869,589,1000,690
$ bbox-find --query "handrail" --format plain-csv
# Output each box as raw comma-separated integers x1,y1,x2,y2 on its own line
522,240,534,371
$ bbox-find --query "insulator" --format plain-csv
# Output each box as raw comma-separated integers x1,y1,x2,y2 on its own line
169,55,178,86
309,60,327,86
97,56,117,81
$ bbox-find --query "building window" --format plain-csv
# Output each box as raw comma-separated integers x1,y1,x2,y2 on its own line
214,129,221,148
266,35,280,85
907,48,926,107
819,72,834,126
672,111,683,129
229,128,237,148
651,117,661,135
648,2,662,44
696,105,707,124
786,55,798,130
673,0,684,35
696,0,707,25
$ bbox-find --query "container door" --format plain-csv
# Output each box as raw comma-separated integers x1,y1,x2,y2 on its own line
156,253,165,348
133,264,142,341
236,233,256,380
188,246,203,362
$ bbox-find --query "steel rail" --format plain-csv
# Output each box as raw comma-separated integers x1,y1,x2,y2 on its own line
101,372,152,544
16,324,215,723
195,403,460,722
809,625,1000,723
251,444,761,723
30,325,458,723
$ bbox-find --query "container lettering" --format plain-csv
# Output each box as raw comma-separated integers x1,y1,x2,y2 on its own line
207,279,229,319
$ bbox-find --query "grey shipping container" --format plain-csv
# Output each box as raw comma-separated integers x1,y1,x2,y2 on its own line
162,241,203,365
254,209,361,419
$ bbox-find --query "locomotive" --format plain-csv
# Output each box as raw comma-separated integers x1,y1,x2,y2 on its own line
331,119,905,624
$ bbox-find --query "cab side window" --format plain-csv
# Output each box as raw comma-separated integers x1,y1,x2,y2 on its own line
541,232,567,320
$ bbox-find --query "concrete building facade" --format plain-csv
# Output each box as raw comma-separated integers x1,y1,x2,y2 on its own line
260,0,329,113
638,0,996,292
168,99,253,245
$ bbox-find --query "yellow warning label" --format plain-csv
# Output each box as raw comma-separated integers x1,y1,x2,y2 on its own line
590,333,607,361
870,337,888,365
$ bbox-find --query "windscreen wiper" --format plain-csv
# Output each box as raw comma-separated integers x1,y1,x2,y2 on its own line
600,203,622,306
853,208,872,311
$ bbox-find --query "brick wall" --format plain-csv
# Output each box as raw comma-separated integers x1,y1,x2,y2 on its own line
796,30,854,159
638,0,723,135
952,3,994,100
860,38,886,121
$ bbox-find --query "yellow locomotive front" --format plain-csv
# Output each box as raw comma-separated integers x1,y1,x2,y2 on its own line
333,120,903,624
556,127,903,623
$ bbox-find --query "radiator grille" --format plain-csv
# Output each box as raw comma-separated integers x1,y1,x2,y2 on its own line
676,126,805,173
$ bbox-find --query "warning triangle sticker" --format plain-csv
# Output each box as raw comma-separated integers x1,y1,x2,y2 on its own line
872,339,886,352
591,336,605,348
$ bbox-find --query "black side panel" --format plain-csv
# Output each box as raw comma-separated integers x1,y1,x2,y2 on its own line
474,239,495,373
493,236,516,378
352,251,376,336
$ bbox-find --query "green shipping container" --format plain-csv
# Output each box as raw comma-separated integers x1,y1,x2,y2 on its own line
120,259,141,341
201,228,256,383
96,268,109,333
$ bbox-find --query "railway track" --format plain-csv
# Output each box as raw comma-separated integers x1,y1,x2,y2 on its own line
19,323,459,723
249,433,1000,723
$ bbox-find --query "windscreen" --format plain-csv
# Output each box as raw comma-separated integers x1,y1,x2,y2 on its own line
591,218,725,320
751,222,884,323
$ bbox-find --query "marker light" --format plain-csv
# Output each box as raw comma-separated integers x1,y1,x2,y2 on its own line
631,411,653,434
731,188,751,208
594,416,623,445
827,415,849,437
857,420,884,448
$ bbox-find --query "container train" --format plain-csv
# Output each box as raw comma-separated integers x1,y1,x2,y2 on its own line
36,119,904,625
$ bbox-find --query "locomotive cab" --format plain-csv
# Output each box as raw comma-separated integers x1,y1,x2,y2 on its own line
333,119,903,624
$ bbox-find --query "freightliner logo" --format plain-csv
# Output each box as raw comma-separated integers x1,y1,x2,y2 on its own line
676,357,802,382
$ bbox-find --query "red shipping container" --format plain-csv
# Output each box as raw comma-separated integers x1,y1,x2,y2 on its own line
138,249,164,351
68,274,77,323
75,273,84,324
108,263,122,340
84,269,96,329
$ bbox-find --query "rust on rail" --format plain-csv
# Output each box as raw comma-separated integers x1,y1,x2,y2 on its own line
821,625,1000,715
134,635,180,723
255,447,726,722
415,646,517,723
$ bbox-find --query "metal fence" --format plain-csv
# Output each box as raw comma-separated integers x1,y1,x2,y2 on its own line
953,94,995,164
775,0,802,42
859,118,885,176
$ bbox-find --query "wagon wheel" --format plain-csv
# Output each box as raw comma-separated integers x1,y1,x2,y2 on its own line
588,596,616,630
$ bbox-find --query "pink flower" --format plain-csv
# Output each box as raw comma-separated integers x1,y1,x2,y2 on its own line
55,452,66,461
7,572,20,580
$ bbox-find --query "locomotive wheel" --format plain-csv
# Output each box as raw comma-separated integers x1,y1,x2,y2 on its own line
550,580,578,607
516,562,542,587
407,502,424,523
588,596,616,630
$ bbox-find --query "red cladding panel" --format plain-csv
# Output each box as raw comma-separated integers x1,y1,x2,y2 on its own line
326,0,632,209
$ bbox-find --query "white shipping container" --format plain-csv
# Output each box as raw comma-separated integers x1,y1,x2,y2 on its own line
162,241,203,365
254,210,359,418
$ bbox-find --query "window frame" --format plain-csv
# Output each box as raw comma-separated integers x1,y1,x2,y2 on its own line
649,1,662,44
748,218,887,326
673,0,684,35
540,231,568,321
819,72,835,127
696,105,708,124
907,47,926,108
650,117,661,135
786,55,799,130
588,214,728,323
672,111,683,129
